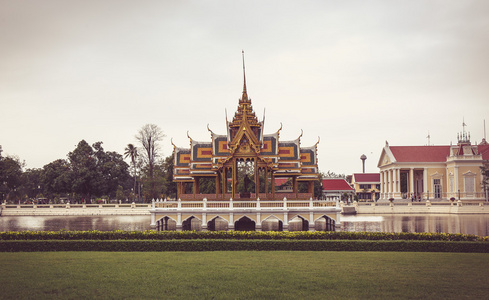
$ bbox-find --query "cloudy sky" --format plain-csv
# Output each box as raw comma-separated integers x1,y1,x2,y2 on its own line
1,0,488,175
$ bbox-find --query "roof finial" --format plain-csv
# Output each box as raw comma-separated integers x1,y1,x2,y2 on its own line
241,50,248,102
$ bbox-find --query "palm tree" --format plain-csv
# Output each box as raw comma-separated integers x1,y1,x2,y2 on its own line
124,144,139,202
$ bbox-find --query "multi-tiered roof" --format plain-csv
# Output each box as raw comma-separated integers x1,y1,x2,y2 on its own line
173,55,319,184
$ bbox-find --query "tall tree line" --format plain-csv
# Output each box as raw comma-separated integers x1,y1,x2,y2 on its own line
0,124,177,203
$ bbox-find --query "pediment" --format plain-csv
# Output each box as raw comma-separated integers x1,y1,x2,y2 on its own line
463,170,477,176
377,146,396,168
430,171,443,179
378,149,391,167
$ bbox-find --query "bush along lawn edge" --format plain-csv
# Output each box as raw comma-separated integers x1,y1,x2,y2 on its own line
1,240,488,253
0,230,487,242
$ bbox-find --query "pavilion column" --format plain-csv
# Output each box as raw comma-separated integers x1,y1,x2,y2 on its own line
272,173,276,200
308,181,314,195
255,162,259,199
194,177,200,198
222,169,226,197
293,176,298,199
409,168,414,197
232,160,237,199
264,168,269,199
215,174,220,198
176,182,181,199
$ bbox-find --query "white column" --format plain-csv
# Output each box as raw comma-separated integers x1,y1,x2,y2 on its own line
380,171,384,199
393,168,398,196
283,212,289,231
150,212,156,228
176,213,182,231
454,166,459,198
423,168,428,199
387,169,391,198
229,213,234,230
201,212,207,230
409,168,414,196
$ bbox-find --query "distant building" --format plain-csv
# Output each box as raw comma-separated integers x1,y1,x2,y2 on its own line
352,173,380,201
377,132,489,201
322,178,354,201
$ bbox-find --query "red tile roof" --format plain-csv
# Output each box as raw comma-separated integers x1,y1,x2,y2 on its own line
353,173,380,183
389,146,450,162
274,178,289,186
322,179,354,191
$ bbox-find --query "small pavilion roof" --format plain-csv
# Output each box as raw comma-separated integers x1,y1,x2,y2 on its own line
322,179,354,191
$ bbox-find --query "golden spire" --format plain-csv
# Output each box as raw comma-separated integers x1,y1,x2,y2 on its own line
241,50,249,103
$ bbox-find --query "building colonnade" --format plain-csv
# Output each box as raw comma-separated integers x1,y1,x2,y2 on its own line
380,168,429,200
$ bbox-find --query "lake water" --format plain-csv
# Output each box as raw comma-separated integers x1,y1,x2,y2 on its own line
0,214,488,236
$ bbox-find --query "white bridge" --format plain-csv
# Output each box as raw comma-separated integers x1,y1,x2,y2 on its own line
150,198,341,232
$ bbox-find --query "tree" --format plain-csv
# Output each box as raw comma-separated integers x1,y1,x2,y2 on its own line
41,159,72,198
135,124,165,200
199,177,216,194
481,162,489,202
0,156,23,202
324,170,346,179
92,142,131,198
162,155,177,199
124,144,139,201
68,140,130,202
19,168,43,201
68,140,98,202
140,160,166,201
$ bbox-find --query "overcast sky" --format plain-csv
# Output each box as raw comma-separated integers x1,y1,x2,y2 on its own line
1,0,488,175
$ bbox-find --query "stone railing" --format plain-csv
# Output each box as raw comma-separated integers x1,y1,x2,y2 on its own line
0,202,153,216
176,192,314,201
354,200,487,214
152,198,338,210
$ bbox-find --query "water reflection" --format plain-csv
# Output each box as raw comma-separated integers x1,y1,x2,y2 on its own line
0,214,488,236
341,214,489,236
0,216,151,231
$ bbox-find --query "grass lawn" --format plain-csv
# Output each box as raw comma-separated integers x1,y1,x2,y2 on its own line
0,251,488,299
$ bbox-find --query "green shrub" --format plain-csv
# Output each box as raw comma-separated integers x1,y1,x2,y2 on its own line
0,230,487,242
1,240,488,252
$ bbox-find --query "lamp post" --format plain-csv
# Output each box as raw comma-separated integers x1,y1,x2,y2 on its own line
458,189,461,200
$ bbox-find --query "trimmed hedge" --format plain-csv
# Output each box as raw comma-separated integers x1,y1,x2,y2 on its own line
0,230,487,242
1,239,488,252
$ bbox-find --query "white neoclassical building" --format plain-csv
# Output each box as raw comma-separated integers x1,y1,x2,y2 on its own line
377,133,489,201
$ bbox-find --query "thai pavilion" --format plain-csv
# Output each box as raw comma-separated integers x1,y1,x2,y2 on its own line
150,55,341,231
